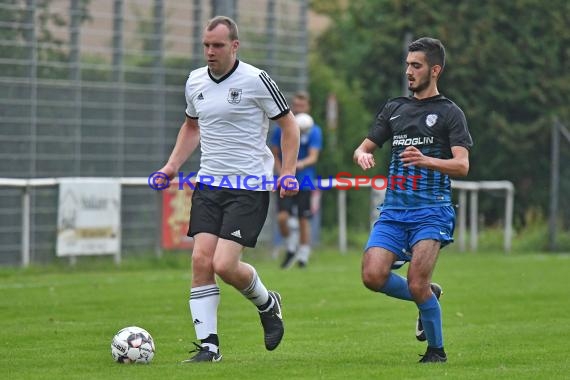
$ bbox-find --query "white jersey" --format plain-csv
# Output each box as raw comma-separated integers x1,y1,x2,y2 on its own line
185,60,289,191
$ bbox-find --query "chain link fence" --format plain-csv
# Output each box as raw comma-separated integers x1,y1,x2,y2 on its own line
0,0,308,265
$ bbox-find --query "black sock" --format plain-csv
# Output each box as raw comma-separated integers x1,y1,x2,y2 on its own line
201,333,219,347
257,295,273,311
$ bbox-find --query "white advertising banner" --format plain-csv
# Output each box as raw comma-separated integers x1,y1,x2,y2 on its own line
57,178,121,257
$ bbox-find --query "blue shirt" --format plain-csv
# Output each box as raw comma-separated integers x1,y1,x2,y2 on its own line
271,124,323,190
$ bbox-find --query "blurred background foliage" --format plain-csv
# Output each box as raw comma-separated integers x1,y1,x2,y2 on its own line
308,0,570,238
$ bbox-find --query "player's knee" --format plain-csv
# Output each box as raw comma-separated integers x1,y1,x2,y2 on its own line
361,268,388,291
191,250,213,272
212,257,235,281
212,259,229,279
408,280,429,300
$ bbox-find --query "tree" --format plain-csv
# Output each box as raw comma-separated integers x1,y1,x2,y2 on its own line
0,0,91,78
307,55,373,230
311,0,570,226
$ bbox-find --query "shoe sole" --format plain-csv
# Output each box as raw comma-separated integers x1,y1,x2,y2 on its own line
415,283,443,342
415,319,426,342
419,355,447,364
181,354,223,363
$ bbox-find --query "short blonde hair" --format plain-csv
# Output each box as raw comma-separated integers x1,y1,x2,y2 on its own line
206,16,239,41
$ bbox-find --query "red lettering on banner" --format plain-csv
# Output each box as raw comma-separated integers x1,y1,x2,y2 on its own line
162,182,194,250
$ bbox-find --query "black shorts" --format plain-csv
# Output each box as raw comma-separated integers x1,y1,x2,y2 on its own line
188,186,270,248
276,190,312,218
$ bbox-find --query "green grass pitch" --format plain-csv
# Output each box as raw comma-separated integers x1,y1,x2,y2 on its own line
1,249,569,379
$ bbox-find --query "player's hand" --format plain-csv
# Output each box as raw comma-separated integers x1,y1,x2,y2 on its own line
276,174,299,198
153,164,177,189
355,151,375,170
399,146,431,168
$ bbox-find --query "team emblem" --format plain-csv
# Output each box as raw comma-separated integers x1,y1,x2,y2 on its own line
425,114,438,127
227,88,242,104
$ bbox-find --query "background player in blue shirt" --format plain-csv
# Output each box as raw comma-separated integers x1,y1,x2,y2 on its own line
271,91,323,268
353,37,473,363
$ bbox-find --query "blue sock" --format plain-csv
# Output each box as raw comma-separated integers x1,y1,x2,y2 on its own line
379,272,413,301
418,294,443,348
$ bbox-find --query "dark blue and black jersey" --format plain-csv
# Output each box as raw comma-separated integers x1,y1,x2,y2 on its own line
367,94,473,210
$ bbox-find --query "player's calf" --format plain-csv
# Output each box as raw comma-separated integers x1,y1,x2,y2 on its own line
415,283,443,341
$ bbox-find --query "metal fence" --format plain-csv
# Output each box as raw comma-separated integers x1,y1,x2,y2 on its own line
549,119,570,251
0,0,309,265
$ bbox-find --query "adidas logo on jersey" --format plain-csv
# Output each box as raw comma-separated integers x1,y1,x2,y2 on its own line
230,230,242,238
197,92,204,100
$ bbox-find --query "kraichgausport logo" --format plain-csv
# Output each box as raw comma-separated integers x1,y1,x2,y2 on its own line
147,172,423,192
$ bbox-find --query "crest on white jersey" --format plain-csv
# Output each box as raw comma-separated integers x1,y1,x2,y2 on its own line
425,114,438,127
227,88,242,104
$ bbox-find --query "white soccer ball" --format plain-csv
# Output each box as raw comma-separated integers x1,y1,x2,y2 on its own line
295,112,314,132
111,326,155,364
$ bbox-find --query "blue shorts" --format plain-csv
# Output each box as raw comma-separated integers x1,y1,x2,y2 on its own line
364,206,455,268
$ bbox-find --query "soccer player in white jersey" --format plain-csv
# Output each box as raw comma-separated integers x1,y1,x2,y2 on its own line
156,16,300,362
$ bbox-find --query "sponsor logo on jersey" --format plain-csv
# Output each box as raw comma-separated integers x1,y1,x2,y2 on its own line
227,88,242,104
392,134,434,146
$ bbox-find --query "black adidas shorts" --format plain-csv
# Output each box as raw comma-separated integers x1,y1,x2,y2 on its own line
277,190,312,218
188,185,270,248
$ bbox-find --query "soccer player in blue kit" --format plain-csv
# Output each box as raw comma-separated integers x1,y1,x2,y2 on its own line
353,37,473,363
271,91,323,269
